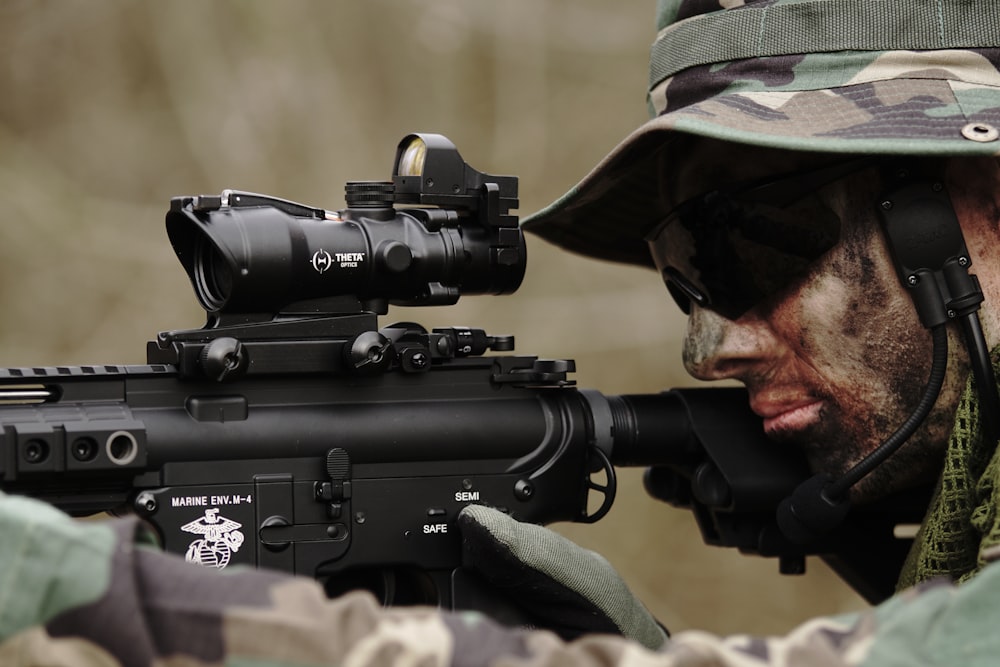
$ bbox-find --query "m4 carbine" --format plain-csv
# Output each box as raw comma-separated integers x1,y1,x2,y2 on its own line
0,134,921,615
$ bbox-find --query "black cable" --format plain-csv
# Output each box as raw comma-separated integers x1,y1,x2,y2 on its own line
827,325,948,499
958,312,1000,446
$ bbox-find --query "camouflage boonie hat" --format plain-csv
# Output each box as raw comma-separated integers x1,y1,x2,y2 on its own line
523,0,1000,268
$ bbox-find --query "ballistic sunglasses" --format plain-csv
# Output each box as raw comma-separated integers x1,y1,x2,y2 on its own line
645,157,876,321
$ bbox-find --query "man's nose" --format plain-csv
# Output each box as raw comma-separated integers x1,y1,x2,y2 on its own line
682,306,776,381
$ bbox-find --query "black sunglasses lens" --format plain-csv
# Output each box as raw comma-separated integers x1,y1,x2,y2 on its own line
662,267,705,314
647,160,863,319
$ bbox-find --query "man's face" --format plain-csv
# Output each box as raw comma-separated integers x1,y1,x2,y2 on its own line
650,142,967,502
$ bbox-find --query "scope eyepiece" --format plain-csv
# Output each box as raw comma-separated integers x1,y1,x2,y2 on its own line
192,235,234,311
166,134,525,315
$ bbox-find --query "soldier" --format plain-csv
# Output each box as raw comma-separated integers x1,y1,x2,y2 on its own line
6,0,1000,664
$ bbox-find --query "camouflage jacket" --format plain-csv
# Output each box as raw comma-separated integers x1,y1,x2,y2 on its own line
2,491,999,667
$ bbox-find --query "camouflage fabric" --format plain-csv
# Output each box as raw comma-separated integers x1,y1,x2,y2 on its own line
4,489,1000,666
522,0,1000,268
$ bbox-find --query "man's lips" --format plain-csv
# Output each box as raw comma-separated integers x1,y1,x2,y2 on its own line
751,399,824,436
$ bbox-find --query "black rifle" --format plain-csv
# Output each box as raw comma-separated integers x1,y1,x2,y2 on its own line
0,134,923,613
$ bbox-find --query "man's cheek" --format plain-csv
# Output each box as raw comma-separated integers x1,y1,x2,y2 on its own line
774,273,851,356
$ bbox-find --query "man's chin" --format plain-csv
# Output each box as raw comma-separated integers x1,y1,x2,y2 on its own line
799,448,907,505
786,429,870,490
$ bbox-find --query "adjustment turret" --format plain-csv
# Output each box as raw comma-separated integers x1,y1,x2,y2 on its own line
345,181,395,209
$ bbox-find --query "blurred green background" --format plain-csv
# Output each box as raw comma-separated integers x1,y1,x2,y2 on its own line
0,0,866,634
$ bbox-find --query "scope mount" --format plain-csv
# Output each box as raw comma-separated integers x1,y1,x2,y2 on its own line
146,314,575,390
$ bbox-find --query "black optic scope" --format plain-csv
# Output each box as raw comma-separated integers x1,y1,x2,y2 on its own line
165,134,525,315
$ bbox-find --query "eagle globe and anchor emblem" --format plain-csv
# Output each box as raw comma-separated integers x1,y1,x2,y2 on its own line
182,508,246,569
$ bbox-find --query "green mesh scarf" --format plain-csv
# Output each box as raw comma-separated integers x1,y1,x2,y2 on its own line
897,352,1000,589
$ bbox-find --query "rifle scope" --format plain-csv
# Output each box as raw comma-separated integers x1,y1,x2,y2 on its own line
165,134,525,314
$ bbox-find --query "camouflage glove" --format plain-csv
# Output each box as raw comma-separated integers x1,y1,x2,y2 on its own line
457,504,668,650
